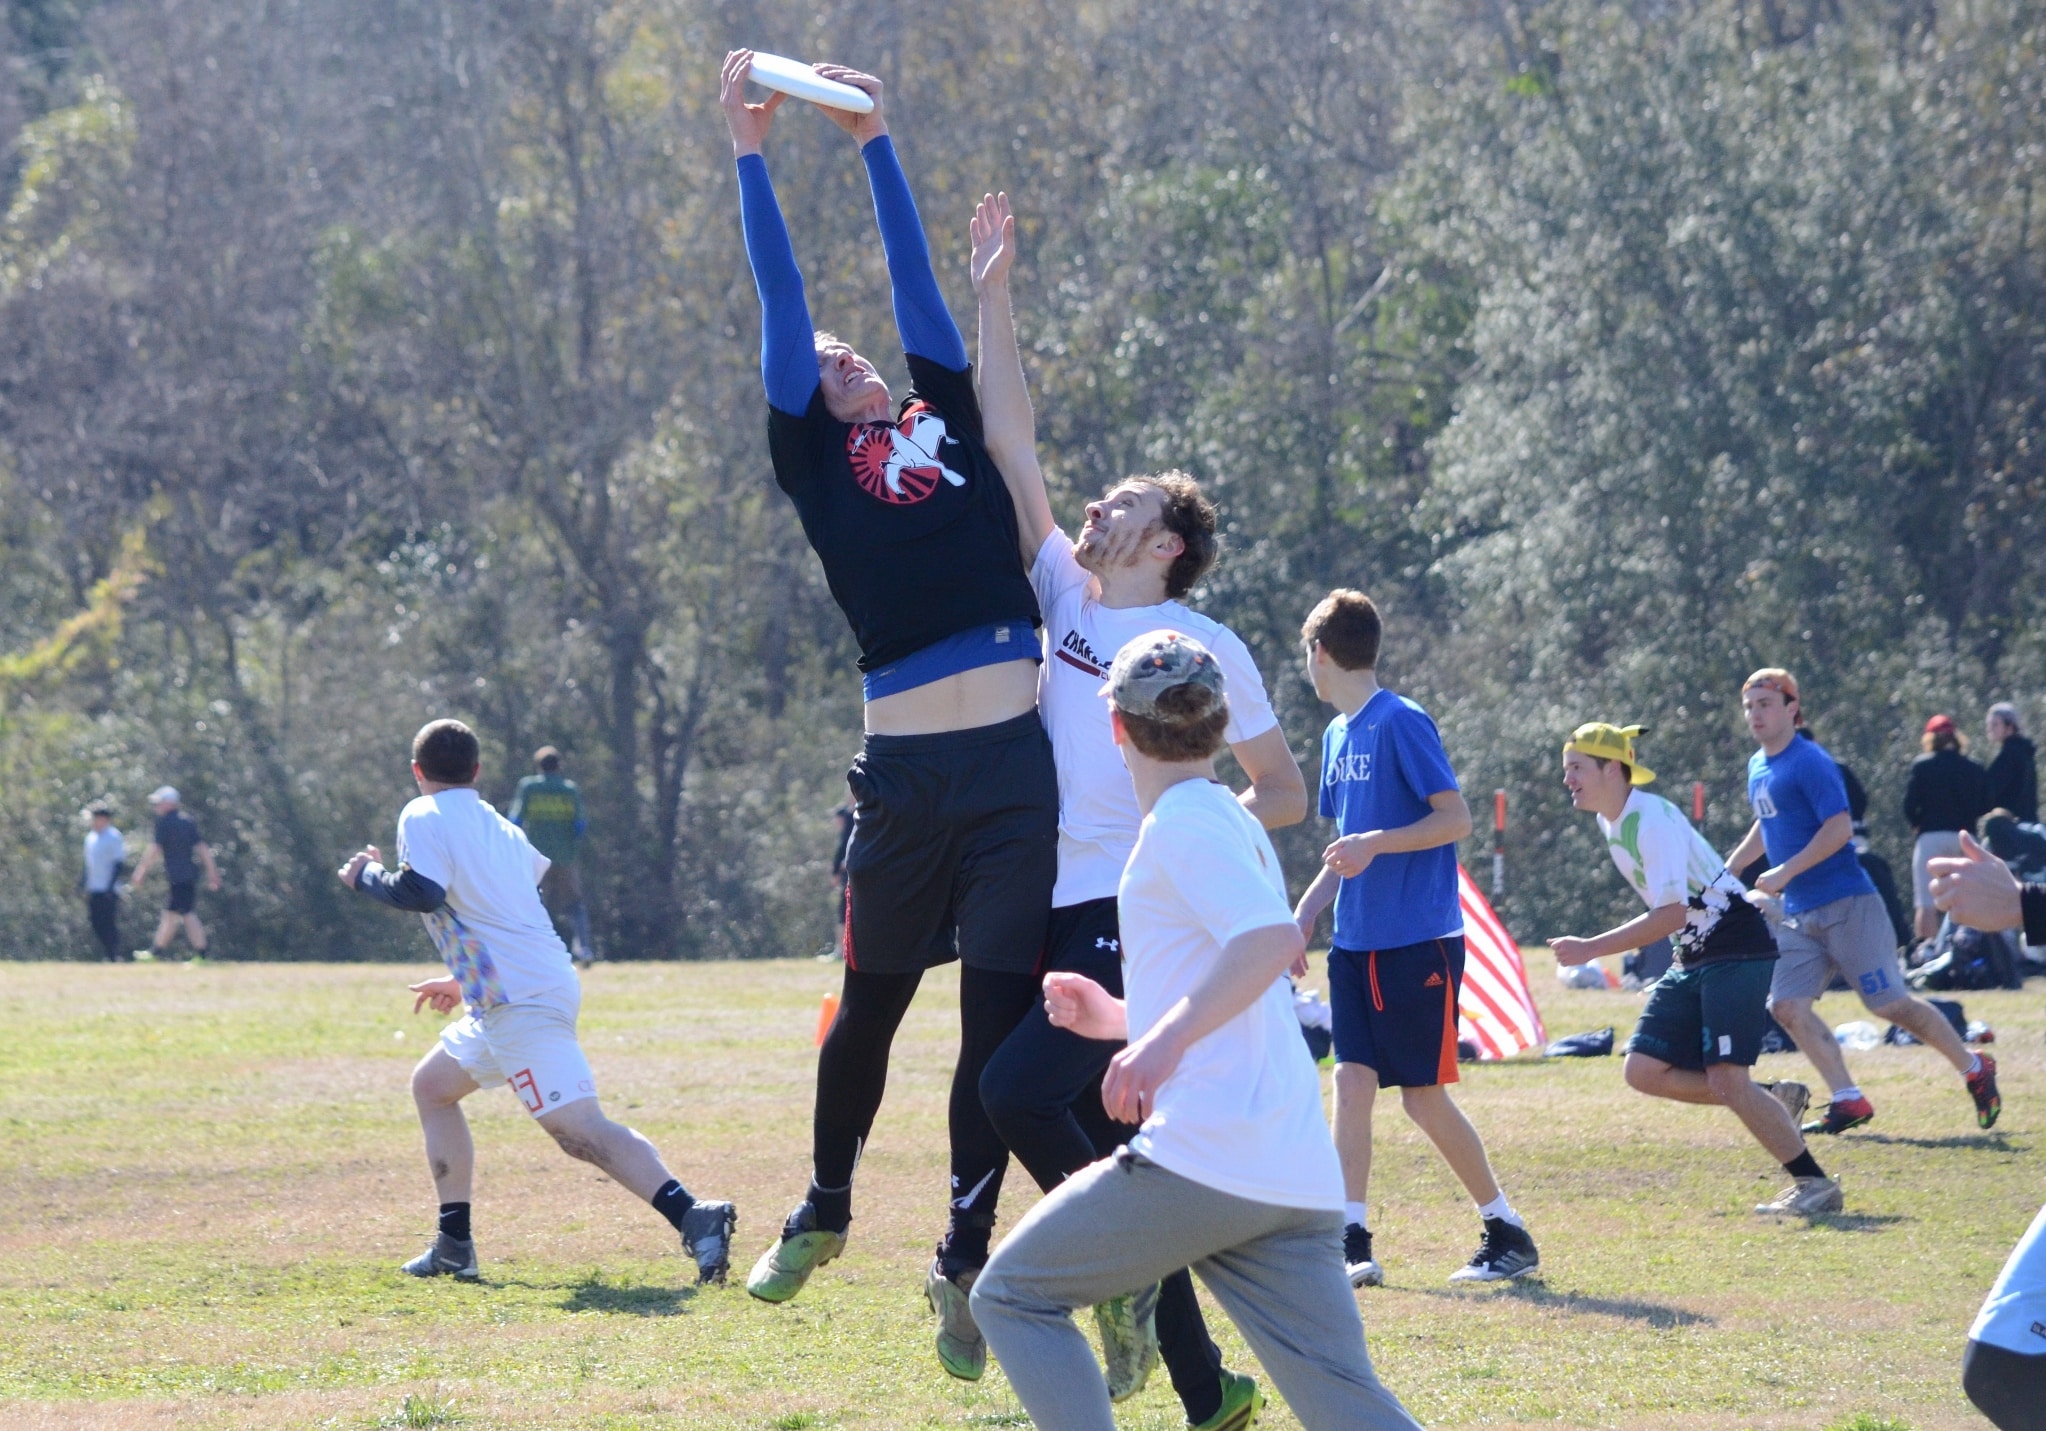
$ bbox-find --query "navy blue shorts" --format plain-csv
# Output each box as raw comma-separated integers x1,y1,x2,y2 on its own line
1328,936,1464,1088
166,881,198,915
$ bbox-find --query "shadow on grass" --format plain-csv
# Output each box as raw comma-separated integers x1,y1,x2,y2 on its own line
1853,1131,2019,1153
557,1274,699,1317
1414,1281,1711,1328
1809,1212,1910,1233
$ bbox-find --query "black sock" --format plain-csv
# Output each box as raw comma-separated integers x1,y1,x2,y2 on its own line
651,1179,694,1232
1783,1150,1825,1181
937,1209,995,1277
438,1202,471,1242
807,1179,852,1234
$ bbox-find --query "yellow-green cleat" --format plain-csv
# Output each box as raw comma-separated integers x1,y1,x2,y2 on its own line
1096,1282,1160,1402
926,1258,986,1380
1190,1368,1264,1430
745,1202,846,1304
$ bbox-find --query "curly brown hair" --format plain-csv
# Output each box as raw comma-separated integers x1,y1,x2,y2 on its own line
1128,471,1218,600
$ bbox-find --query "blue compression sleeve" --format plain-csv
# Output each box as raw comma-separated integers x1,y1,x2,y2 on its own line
737,154,821,415
355,864,447,914
861,136,968,369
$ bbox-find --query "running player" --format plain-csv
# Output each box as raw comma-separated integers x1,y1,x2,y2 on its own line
1733,669,2001,1134
129,786,221,960
337,719,736,1284
507,746,594,964
1292,590,1539,1287
970,631,1422,1431
1549,722,1841,1216
965,192,1297,1425
720,55,1058,1337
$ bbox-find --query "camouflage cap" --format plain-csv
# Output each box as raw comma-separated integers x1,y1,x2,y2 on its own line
1105,630,1229,724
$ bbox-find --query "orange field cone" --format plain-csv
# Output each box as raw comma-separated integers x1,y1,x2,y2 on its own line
815,991,840,1046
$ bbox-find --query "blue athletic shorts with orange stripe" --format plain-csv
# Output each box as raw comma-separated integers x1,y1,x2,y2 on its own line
1327,936,1465,1088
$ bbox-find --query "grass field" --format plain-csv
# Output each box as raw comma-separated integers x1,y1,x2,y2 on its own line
0,952,2030,1430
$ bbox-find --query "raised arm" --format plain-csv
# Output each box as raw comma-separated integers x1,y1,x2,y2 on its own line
808,66,968,369
970,192,1054,559
720,50,816,416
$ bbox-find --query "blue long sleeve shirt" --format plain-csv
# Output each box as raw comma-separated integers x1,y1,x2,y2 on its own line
737,135,966,417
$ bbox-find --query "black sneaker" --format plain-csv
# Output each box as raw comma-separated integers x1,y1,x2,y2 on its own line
1449,1216,1539,1283
1343,1222,1383,1288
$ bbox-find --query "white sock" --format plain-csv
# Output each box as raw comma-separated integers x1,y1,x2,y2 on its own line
1344,1200,1368,1230
1477,1193,1523,1227
1833,1086,1864,1103
1966,1053,1983,1076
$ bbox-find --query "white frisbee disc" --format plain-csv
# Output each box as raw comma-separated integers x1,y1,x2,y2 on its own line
747,53,875,114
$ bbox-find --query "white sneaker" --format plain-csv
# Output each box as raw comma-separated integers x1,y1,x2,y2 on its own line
1755,1176,1843,1216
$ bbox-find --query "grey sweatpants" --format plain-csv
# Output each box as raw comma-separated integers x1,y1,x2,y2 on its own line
971,1148,1423,1431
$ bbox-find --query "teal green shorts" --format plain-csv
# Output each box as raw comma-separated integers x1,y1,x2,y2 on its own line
1626,958,1777,1071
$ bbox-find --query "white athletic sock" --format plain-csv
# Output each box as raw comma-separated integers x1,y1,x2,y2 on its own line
1477,1193,1523,1228
1833,1085,1864,1103
1966,1053,1983,1076
1344,1200,1368,1230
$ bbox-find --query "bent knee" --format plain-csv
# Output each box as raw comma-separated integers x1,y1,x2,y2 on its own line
546,1127,604,1163
1703,1063,1752,1097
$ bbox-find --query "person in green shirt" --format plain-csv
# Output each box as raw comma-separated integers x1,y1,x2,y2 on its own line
508,747,595,965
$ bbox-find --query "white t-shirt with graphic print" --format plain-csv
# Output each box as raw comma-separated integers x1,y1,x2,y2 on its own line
1597,789,1772,966
1031,529,1280,907
397,788,579,1010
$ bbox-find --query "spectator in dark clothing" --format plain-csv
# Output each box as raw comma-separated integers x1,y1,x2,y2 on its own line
1829,740,1912,948
1984,810,2046,883
1986,704,2039,824
129,786,222,960
1905,715,1991,941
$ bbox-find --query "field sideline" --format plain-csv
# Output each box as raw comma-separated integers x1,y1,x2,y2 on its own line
0,955,2029,1430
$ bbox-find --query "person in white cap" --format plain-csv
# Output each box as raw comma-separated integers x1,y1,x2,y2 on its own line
969,631,1421,1431
129,786,220,960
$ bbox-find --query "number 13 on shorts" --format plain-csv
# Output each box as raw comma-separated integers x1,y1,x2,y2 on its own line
508,1068,544,1114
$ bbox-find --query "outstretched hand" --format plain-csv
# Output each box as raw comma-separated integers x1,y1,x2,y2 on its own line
410,977,462,1016
1547,935,1596,966
720,50,786,156
970,192,1016,294
337,844,381,889
809,63,888,143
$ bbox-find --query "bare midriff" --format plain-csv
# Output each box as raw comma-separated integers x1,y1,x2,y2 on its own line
863,657,1040,736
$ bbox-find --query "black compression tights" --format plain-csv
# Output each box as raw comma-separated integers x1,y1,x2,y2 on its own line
810,963,1039,1268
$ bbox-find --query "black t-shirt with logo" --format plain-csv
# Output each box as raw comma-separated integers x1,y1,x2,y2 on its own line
767,356,1040,673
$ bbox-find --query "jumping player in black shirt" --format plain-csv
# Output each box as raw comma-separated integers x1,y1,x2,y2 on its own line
721,53,1057,1378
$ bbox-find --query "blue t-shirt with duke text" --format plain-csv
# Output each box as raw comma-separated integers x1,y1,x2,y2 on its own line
1747,735,1874,914
1319,688,1463,950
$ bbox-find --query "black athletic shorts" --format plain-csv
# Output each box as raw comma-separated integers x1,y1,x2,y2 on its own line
1045,897,1124,992
166,880,198,915
1627,958,1777,1070
842,710,1057,976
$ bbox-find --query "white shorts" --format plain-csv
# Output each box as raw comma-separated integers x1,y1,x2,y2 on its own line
440,986,596,1119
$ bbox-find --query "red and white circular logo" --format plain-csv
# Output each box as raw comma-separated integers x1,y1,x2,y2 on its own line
846,408,965,505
